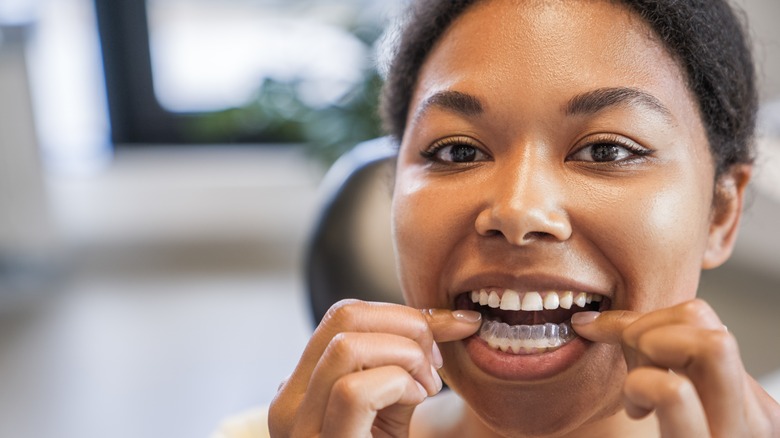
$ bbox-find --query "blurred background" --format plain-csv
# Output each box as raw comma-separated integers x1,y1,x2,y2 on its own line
0,0,777,437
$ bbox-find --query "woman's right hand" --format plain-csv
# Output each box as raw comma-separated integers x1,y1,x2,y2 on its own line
267,299,482,437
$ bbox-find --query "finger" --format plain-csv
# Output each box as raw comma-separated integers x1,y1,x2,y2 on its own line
572,299,725,348
621,299,725,349
319,365,427,438
746,375,780,435
571,310,640,345
421,308,482,342
624,367,710,438
273,301,433,435
634,324,747,435
423,308,481,370
289,301,436,392
279,301,479,436
292,302,480,390
294,332,442,436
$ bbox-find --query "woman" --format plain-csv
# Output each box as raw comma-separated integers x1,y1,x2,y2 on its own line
263,0,780,436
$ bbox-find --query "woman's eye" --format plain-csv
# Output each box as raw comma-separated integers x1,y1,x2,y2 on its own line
425,142,489,163
568,142,647,163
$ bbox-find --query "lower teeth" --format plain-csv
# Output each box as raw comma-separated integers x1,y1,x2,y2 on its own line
478,318,576,354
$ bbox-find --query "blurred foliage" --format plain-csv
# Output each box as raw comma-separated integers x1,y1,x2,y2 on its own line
185,24,384,166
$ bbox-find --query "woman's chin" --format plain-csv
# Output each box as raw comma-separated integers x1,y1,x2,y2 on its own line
441,338,626,437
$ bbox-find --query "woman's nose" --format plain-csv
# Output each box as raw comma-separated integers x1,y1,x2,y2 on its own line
474,166,572,245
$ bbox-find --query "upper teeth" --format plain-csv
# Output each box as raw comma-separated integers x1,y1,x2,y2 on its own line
470,289,602,311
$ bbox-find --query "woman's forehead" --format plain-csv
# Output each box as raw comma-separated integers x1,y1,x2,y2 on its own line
407,0,697,133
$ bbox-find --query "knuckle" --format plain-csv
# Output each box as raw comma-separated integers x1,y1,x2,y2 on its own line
626,368,697,407
408,316,431,341
699,329,736,360
407,346,430,373
331,375,366,406
326,332,358,362
657,376,695,405
679,298,714,321
324,299,365,326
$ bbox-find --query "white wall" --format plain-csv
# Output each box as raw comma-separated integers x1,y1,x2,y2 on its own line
0,25,54,260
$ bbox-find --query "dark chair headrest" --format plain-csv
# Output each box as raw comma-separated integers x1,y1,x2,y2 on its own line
305,137,403,325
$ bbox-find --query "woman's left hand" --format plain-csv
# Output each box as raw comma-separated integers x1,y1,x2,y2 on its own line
573,298,780,437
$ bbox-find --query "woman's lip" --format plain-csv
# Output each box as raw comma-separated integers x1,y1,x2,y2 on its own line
463,334,591,381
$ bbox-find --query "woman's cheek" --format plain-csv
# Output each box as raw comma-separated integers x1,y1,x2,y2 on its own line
392,175,448,307
593,181,712,312
392,171,478,308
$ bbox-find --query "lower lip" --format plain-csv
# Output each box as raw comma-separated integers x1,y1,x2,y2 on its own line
463,334,591,381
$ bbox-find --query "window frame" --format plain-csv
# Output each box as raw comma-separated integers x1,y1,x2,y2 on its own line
94,0,201,145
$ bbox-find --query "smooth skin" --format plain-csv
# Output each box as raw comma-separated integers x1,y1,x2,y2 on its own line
269,0,780,436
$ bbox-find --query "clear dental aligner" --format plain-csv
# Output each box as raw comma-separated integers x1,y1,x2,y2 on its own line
478,318,576,354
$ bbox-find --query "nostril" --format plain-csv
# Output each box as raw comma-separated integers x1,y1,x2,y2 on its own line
522,231,555,242
480,229,556,244
474,206,572,244
484,229,504,238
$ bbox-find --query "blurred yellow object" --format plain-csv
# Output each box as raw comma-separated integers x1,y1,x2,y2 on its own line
211,406,269,438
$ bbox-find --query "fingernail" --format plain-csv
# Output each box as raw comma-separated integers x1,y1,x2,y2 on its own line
452,310,481,323
430,365,443,393
432,342,443,369
571,311,600,325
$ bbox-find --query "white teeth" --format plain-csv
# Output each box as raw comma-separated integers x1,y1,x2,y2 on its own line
469,289,603,311
559,291,573,309
499,290,521,311
487,291,501,308
478,289,489,306
521,291,543,311
543,292,559,310
574,292,587,308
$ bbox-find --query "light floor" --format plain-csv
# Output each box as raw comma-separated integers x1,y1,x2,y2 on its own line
0,146,320,438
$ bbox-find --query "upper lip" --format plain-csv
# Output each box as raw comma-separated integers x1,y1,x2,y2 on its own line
450,272,612,303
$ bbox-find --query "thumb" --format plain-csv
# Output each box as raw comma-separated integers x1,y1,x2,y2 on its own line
571,310,641,345
421,309,482,342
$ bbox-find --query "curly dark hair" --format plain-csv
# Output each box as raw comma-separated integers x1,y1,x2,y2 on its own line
379,0,757,177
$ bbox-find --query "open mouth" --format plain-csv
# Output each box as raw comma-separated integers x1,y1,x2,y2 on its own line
456,289,611,355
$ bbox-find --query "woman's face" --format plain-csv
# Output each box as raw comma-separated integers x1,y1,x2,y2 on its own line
392,0,721,434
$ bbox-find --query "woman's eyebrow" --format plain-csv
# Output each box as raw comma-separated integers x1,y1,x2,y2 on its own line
413,90,484,122
413,88,672,123
565,87,673,121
